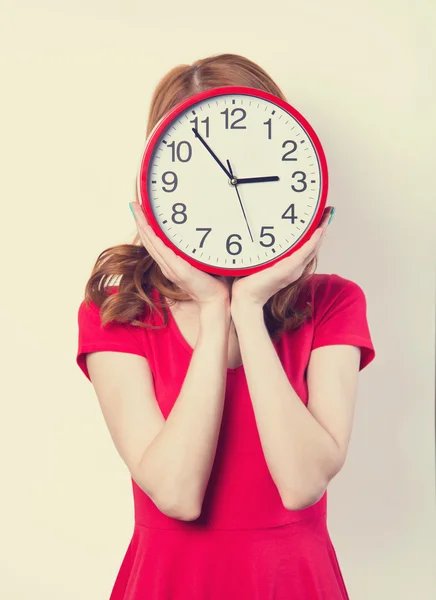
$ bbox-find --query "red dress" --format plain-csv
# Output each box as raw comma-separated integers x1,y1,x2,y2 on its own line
76,273,375,599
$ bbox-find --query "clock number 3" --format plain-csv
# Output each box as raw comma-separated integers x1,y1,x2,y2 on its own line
291,171,307,192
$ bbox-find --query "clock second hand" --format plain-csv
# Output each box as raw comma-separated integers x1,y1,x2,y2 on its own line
226,159,254,243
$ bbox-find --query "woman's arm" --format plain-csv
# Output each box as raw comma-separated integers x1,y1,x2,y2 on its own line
86,298,231,521
231,300,360,511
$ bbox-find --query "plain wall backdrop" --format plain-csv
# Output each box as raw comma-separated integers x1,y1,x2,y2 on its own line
1,1,435,598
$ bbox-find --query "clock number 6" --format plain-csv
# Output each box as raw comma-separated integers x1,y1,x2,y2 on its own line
226,234,243,255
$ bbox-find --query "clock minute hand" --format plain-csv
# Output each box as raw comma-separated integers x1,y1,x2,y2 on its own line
192,128,232,179
236,176,280,184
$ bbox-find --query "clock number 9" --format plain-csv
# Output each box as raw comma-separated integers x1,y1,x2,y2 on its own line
291,171,307,192
226,234,243,255
162,171,178,192
220,108,247,129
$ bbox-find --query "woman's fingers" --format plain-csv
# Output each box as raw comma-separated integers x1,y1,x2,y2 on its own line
300,206,333,255
130,203,177,280
130,202,197,288
301,206,334,264
276,206,333,274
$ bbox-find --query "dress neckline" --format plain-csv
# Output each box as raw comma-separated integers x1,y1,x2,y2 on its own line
159,292,243,375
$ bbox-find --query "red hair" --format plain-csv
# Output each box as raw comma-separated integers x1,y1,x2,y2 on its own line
83,53,316,337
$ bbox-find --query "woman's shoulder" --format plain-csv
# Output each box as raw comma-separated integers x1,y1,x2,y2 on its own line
307,272,364,297
78,284,163,325
300,273,368,318
310,270,371,320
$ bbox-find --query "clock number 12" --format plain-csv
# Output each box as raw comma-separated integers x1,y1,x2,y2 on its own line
220,108,247,129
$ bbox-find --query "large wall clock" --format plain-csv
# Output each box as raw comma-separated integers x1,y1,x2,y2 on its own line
137,86,328,275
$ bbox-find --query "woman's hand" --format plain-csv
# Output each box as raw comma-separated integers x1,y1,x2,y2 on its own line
130,202,230,308
231,206,335,311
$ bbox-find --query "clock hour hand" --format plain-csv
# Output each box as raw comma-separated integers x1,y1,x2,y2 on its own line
236,176,280,184
227,159,254,243
192,128,232,179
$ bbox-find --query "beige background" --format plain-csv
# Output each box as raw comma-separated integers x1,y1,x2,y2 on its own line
1,1,435,598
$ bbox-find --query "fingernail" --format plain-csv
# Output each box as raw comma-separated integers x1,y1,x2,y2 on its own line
328,207,336,224
129,203,136,219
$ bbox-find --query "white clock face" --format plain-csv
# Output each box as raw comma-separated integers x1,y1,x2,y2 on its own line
141,91,326,273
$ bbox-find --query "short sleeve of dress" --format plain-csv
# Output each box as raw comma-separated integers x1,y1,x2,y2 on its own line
76,297,147,382
311,276,375,371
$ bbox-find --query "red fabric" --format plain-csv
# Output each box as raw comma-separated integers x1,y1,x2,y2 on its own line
76,273,375,599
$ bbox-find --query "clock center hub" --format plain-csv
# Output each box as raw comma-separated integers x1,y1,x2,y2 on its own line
229,177,238,186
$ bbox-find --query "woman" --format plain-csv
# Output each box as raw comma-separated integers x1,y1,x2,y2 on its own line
76,53,375,599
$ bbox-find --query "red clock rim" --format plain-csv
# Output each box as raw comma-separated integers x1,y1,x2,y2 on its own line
136,85,328,276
